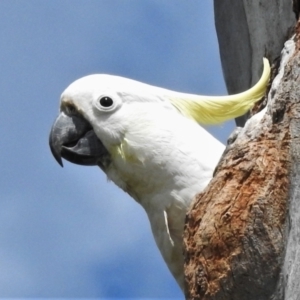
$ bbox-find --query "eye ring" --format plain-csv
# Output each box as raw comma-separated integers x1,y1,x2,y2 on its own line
95,93,122,112
99,96,113,108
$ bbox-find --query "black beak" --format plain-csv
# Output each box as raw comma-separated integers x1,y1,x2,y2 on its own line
49,112,111,169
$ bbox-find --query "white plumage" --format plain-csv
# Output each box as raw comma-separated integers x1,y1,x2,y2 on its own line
50,59,270,291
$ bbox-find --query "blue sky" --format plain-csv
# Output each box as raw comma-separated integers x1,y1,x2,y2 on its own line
0,1,234,298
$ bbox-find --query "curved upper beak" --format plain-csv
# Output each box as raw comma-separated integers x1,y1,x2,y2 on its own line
49,112,111,169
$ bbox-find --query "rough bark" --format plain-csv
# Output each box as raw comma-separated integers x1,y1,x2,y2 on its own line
183,2,300,299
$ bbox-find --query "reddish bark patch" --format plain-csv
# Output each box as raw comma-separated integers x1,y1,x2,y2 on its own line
183,53,298,300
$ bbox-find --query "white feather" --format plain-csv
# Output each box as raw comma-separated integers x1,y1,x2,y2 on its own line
61,74,226,290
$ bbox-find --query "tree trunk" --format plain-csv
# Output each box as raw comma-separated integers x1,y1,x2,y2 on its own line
214,0,295,126
183,1,300,299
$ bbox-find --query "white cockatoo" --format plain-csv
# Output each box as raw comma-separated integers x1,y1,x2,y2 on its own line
49,58,270,291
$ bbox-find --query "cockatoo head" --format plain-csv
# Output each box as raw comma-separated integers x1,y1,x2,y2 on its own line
50,58,270,169
49,74,181,169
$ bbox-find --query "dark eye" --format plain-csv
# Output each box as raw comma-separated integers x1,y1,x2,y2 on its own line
99,96,113,107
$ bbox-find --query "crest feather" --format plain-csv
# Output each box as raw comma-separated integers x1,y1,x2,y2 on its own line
169,58,270,124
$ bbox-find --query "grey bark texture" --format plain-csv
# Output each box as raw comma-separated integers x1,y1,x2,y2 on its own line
183,1,300,299
214,0,295,126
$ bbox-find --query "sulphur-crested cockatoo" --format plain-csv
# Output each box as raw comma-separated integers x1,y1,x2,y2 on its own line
49,58,270,291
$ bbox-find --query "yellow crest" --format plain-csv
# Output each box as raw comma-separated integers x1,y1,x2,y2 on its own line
169,58,270,124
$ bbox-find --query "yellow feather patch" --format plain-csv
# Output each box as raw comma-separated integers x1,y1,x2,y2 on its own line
169,58,270,124
110,138,141,164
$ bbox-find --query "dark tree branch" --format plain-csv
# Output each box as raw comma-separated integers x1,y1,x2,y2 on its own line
214,0,295,126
